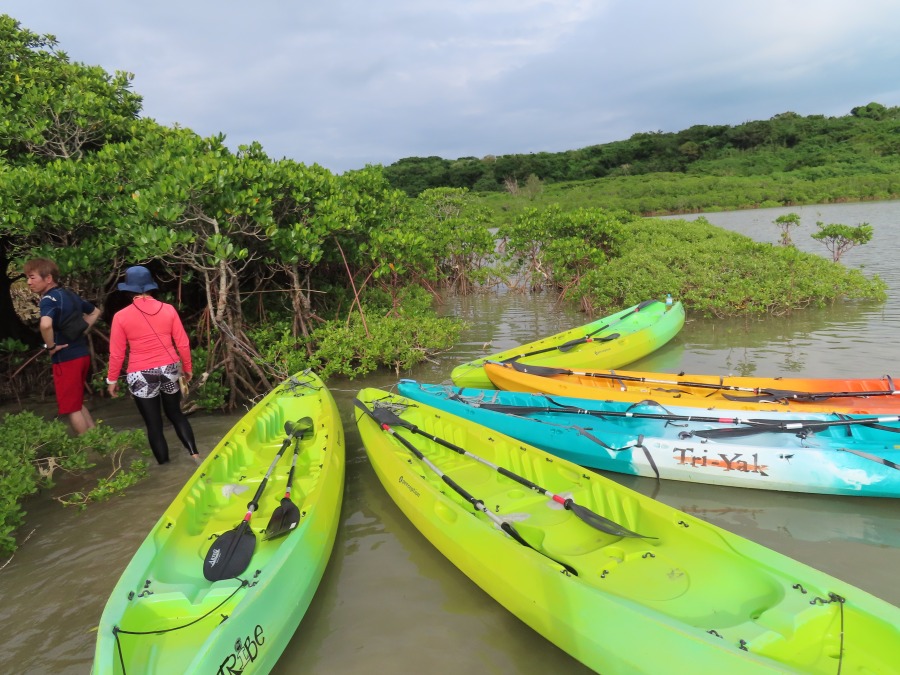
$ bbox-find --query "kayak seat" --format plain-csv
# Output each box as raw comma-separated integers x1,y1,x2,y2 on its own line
729,600,855,669
588,543,787,629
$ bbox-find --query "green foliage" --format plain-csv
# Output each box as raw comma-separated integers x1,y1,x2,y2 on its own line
411,188,497,293
578,218,886,316
811,221,875,262
187,345,229,410
57,459,148,508
0,411,148,555
499,205,631,299
309,312,463,378
246,282,465,381
0,412,39,555
0,338,28,355
774,212,801,247
0,15,142,166
247,320,313,380
475,168,900,224
1,13,891,405
382,105,900,199
851,102,888,120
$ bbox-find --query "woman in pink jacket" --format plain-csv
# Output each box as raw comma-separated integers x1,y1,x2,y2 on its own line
106,266,200,465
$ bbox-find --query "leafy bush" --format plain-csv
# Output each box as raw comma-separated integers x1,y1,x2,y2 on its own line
309,312,463,378
579,218,886,316
0,411,148,556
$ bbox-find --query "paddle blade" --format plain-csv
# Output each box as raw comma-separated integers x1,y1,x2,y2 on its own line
689,426,782,439
558,332,620,352
508,361,571,377
557,336,589,352
567,501,654,539
370,404,412,430
289,416,315,436
203,522,256,581
264,498,302,540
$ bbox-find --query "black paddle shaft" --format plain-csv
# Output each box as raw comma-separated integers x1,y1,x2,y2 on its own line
502,299,659,361
264,424,312,540
203,419,310,581
468,395,900,439
363,400,648,539
354,398,580,573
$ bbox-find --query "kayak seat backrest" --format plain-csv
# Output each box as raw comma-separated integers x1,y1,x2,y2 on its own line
204,438,255,483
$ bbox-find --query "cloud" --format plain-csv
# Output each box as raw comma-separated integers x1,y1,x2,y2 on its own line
4,0,900,172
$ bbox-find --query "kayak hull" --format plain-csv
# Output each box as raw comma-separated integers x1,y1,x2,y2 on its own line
450,298,685,389
397,380,900,497
355,387,900,674
92,371,345,675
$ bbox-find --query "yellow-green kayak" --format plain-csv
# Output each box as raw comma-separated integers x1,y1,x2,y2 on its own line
450,298,685,389
354,387,900,674
93,371,345,674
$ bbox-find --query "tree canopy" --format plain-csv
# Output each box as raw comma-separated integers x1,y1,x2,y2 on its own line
0,15,473,406
382,105,900,198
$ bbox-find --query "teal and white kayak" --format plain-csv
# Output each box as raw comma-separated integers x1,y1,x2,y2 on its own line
92,371,345,674
396,380,900,497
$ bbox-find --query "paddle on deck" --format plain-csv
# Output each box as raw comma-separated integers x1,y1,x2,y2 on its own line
265,416,315,539
501,298,660,361
450,392,900,438
362,400,651,539
203,419,308,581
506,360,900,402
723,388,900,403
354,399,579,575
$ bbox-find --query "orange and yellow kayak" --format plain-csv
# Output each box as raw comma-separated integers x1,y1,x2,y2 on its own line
484,361,900,414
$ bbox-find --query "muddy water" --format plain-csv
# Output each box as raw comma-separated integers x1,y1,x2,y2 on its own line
4,201,900,674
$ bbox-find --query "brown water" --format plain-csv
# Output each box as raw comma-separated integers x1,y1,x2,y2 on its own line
4,201,900,674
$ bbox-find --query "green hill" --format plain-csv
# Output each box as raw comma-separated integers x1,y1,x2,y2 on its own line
382,103,900,216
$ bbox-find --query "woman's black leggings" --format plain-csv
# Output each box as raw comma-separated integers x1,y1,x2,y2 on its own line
132,391,198,464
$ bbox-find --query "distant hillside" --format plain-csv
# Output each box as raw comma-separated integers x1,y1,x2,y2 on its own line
382,103,900,199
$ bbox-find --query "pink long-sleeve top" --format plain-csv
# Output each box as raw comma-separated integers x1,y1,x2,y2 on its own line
107,297,193,380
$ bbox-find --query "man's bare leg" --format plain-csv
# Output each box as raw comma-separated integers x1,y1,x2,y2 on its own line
68,406,96,435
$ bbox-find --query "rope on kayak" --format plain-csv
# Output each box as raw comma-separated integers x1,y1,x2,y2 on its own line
282,369,322,396
791,585,846,674
112,578,251,674
811,592,846,675
705,589,845,670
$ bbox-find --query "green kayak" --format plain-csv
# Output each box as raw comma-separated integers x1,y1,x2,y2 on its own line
92,371,345,674
450,297,685,389
354,387,900,674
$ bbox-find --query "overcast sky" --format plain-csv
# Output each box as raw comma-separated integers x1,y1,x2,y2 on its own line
5,1,900,174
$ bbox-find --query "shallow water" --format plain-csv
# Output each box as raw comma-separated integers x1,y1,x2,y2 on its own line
3,200,900,674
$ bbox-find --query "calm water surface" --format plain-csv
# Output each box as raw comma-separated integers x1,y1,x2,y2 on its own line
3,201,900,674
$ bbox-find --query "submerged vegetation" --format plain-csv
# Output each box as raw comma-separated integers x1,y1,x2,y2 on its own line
498,209,885,317
0,411,147,557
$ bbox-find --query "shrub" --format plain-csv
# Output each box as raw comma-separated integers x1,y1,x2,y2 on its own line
0,411,148,556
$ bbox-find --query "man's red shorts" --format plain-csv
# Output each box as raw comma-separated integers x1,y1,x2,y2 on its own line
52,355,90,415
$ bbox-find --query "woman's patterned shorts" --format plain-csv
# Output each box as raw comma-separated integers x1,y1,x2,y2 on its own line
126,362,182,399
